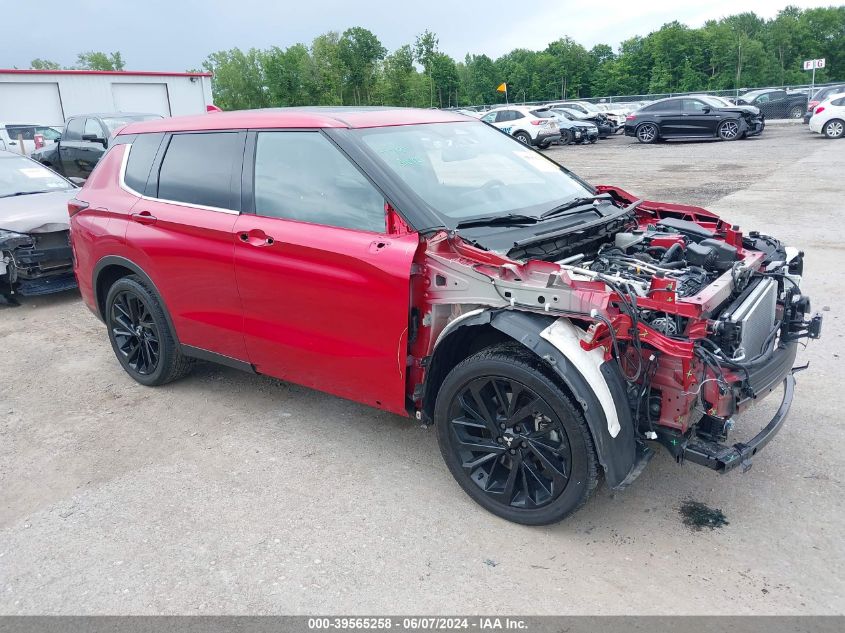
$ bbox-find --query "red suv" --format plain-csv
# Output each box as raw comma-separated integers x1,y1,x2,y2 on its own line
69,108,821,525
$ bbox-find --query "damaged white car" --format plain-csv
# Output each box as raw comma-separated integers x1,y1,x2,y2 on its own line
0,150,78,301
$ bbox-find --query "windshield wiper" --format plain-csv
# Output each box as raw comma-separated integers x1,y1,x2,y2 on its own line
0,190,54,199
539,193,615,220
455,213,539,229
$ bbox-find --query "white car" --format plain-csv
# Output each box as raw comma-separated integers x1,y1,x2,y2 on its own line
0,124,62,157
809,92,845,138
480,106,560,148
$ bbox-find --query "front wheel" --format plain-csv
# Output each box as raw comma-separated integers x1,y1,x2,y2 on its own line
718,119,740,141
434,345,599,525
823,119,844,139
513,131,531,145
105,275,193,386
559,129,572,145
636,123,658,143
788,105,804,119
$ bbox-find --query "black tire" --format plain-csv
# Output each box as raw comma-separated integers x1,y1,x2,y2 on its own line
636,123,658,143
788,105,804,119
513,131,531,145
559,129,572,145
823,119,844,139
434,344,599,525
539,140,551,149
105,275,192,386
717,119,740,141
588,137,598,144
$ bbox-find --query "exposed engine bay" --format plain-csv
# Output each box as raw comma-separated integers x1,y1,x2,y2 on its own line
409,186,822,481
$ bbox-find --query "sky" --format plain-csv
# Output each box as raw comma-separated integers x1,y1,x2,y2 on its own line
0,0,835,71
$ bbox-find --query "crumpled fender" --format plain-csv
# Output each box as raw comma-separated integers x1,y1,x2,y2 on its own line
433,309,640,488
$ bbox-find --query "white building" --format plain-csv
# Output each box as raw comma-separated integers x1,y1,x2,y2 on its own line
0,69,214,126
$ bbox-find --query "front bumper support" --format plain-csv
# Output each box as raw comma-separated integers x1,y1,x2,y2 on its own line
682,373,795,473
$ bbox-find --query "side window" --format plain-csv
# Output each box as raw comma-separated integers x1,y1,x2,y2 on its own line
84,119,102,138
64,118,84,141
832,97,845,107
494,110,512,123
253,131,386,233
510,110,525,121
124,133,164,194
481,113,496,124
5,126,35,141
157,132,240,209
755,93,770,104
682,99,707,113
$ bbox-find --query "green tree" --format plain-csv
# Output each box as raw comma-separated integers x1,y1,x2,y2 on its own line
414,30,439,106
76,51,125,71
202,48,268,110
30,58,61,70
338,27,386,105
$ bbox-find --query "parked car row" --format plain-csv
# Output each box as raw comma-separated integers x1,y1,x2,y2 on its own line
0,124,62,156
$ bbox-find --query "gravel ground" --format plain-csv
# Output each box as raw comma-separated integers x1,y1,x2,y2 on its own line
1,123,843,615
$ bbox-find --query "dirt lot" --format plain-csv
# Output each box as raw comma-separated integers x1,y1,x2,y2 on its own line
1,123,843,615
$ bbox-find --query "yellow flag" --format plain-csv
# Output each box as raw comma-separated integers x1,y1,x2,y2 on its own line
496,83,507,92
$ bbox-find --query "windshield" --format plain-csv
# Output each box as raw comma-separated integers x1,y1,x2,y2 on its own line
698,96,732,108
739,90,766,101
0,154,73,198
101,115,163,134
353,122,591,225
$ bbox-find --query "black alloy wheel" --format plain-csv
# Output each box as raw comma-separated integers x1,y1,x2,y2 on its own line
105,275,193,386
110,290,160,375
636,123,658,143
435,345,598,525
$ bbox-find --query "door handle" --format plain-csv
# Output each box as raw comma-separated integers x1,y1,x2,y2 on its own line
130,211,157,225
238,230,275,247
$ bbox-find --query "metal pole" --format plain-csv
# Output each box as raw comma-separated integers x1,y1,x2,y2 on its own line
811,64,816,102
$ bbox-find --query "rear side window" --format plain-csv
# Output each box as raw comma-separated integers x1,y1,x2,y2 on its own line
157,133,240,209
832,97,845,107
253,131,385,233
4,125,35,140
64,118,84,141
124,133,164,194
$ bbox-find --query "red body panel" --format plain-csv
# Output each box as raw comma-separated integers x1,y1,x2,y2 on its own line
123,200,247,361
232,215,419,415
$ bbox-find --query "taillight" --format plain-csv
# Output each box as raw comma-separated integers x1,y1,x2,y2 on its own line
815,106,825,115
530,119,545,125
626,114,636,120
68,199,89,218
808,100,819,110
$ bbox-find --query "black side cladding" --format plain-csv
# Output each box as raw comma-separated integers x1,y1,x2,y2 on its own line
431,309,640,488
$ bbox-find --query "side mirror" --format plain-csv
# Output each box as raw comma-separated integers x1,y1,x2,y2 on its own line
81,133,106,146
702,106,711,113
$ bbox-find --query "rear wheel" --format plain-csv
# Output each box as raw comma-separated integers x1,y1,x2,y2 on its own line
823,119,844,139
718,119,740,141
636,123,658,143
434,345,599,525
513,131,531,145
788,105,804,119
559,129,572,145
105,275,192,386
539,140,551,149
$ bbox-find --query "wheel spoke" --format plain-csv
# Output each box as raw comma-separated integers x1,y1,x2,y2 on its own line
527,441,569,482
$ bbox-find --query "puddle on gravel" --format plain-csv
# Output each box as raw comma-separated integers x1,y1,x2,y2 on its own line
679,500,729,531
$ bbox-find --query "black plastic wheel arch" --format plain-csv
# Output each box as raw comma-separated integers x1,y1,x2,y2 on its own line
426,309,639,488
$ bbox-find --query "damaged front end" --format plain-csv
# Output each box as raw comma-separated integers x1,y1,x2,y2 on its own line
408,187,821,488
1,228,76,298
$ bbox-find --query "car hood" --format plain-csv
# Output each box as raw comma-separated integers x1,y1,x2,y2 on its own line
0,189,75,234
720,104,761,116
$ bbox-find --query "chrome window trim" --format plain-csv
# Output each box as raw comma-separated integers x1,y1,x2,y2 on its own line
118,140,240,215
